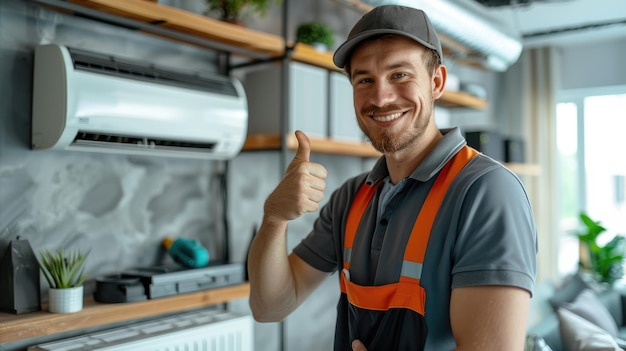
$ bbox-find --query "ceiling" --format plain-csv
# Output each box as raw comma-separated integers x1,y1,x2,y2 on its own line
469,0,626,48
338,0,624,70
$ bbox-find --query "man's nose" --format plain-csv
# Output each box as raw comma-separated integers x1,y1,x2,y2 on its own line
370,81,395,107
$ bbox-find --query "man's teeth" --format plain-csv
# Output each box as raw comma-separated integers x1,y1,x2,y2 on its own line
372,112,403,122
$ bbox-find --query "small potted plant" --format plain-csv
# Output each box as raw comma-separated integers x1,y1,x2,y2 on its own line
38,248,90,313
204,0,278,25
296,21,335,52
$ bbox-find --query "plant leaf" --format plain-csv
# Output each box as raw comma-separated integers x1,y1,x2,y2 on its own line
38,247,90,289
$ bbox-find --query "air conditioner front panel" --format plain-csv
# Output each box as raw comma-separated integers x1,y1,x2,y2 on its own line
32,44,248,160
65,70,247,148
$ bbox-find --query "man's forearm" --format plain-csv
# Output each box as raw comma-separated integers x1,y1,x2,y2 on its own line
247,217,298,322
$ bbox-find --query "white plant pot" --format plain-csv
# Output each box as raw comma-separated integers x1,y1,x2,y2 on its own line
312,42,328,52
48,286,83,313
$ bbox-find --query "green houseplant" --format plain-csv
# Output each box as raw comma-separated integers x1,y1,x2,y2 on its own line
38,248,90,313
576,212,625,285
204,0,277,24
296,21,335,51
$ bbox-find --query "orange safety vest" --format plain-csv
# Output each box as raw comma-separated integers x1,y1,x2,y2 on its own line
338,145,478,348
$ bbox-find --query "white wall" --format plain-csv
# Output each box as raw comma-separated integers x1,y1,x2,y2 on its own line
559,37,626,90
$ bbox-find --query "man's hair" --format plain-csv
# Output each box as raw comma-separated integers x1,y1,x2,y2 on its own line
343,35,442,80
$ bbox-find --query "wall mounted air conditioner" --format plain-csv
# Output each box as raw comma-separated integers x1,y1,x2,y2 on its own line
31,44,248,160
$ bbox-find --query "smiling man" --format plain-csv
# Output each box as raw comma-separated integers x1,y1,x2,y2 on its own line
247,5,537,351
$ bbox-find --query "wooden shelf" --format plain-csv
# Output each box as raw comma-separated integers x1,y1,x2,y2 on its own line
292,43,337,71
68,0,284,55
439,90,488,109
55,0,486,110
243,136,540,175
243,134,381,158
0,283,250,344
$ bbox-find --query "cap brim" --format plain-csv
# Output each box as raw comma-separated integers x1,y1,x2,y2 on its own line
333,29,439,68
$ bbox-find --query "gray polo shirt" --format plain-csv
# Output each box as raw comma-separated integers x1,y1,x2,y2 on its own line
293,127,537,350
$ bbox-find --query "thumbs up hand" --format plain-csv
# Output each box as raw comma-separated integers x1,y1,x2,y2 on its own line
264,131,328,222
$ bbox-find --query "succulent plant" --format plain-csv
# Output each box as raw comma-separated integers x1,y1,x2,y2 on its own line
38,248,90,289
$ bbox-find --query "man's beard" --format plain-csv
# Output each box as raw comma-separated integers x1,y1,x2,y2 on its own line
358,102,433,154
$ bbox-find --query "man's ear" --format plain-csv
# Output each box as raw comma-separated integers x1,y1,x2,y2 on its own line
432,64,447,100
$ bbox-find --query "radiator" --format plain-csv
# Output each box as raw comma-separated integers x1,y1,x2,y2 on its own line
28,309,253,351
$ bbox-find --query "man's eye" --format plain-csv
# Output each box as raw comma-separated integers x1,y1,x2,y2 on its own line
393,72,407,79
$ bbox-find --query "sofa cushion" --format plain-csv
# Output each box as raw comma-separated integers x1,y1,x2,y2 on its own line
597,288,625,326
549,273,591,311
561,288,620,337
558,308,621,351
529,273,626,351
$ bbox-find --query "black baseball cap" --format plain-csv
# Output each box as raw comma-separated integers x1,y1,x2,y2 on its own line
333,5,443,68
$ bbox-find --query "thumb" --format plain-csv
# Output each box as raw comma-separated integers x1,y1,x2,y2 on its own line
293,130,311,162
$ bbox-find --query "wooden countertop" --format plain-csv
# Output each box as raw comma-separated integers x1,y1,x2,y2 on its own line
0,283,250,343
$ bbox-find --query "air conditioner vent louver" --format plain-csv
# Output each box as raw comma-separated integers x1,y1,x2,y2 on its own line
68,48,238,97
73,132,218,151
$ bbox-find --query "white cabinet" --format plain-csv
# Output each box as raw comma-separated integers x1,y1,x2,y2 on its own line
329,72,364,142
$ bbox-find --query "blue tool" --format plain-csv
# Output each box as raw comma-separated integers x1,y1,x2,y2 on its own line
162,237,210,268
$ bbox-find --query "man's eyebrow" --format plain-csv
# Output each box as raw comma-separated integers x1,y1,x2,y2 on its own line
387,60,416,71
351,68,368,78
351,60,416,78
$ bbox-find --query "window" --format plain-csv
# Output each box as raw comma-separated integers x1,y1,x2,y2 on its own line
556,86,626,277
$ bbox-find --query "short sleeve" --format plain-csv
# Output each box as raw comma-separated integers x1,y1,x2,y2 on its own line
451,165,538,295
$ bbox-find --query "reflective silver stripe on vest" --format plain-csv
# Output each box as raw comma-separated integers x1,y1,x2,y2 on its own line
400,260,423,280
343,248,352,263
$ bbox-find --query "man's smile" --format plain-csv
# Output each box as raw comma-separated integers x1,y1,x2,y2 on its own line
371,111,405,123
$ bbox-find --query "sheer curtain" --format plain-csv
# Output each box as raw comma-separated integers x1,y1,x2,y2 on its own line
517,47,561,283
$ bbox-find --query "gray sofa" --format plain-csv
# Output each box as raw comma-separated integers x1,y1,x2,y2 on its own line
527,273,626,351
